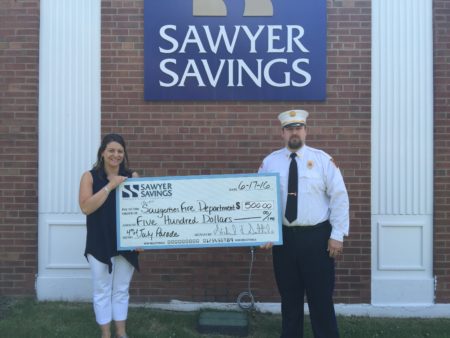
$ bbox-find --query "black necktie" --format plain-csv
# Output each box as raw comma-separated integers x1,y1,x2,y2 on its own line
285,152,298,223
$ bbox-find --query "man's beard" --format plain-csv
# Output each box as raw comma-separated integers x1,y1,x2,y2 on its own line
288,137,303,150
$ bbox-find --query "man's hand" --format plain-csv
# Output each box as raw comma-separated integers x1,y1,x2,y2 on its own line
260,242,273,250
327,239,343,258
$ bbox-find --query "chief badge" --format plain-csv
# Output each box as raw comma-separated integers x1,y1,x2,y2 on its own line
307,160,314,169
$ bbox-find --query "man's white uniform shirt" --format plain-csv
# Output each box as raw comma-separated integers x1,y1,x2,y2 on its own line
258,145,349,241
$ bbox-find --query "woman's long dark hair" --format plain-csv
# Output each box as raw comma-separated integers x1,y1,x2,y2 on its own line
92,133,132,176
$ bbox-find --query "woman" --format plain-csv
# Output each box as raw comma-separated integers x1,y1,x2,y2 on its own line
79,133,139,338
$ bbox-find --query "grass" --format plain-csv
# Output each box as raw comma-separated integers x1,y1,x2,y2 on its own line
1,298,450,337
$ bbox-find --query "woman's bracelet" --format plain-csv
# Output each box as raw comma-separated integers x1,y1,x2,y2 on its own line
103,185,110,194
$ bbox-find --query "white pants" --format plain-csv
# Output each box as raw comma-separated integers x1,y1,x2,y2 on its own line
88,254,135,325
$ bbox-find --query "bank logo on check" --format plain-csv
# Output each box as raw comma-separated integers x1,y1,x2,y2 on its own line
122,184,140,198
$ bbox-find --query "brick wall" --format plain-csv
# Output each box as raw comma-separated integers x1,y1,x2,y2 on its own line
101,0,372,303
3,0,445,305
433,0,450,303
0,0,39,296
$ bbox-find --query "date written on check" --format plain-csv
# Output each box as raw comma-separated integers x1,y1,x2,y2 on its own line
116,173,282,250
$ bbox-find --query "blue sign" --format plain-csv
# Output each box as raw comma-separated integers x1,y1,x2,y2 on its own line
144,0,326,101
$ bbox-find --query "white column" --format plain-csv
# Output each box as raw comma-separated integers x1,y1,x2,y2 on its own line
371,0,434,305
37,0,101,300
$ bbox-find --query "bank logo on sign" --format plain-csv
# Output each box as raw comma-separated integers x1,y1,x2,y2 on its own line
122,184,140,198
144,0,326,101
193,0,273,17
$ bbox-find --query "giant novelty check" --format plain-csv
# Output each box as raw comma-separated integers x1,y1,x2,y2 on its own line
116,173,282,250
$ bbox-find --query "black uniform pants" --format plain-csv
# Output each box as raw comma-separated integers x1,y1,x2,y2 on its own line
272,221,339,338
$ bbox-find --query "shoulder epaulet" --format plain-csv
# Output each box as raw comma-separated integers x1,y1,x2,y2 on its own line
307,146,331,159
272,148,285,155
264,148,285,159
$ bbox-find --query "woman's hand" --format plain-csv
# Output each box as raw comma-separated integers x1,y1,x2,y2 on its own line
107,175,128,190
79,172,128,215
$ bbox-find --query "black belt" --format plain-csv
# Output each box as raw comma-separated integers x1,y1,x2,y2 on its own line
282,220,330,232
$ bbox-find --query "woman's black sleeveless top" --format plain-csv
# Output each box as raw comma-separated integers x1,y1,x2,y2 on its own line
84,168,139,273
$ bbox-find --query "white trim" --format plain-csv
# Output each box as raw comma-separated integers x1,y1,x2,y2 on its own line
37,0,101,301
37,276,92,301
377,221,424,271
371,0,434,305
131,301,450,318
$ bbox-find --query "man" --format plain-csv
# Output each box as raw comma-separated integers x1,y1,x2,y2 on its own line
259,109,349,338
